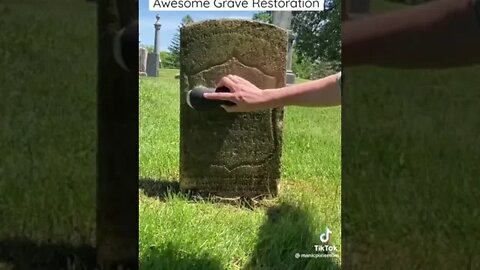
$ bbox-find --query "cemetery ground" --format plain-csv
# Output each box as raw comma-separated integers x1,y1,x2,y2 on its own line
342,1,480,268
1,0,96,268
139,69,341,269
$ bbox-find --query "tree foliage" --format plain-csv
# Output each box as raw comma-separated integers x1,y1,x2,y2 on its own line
252,11,272,23
251,1,341,73
160,51,176,69
140,44,154,53
292,0,341,68
292,50,338,80
168,15,194,68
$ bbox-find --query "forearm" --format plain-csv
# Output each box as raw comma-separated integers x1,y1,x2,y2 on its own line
342,0,480,68
264,73,341,107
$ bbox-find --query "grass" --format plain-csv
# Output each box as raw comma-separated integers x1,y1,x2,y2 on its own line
0,0,96,246
139,69,341,269
342,0,480,268
344,65,480,269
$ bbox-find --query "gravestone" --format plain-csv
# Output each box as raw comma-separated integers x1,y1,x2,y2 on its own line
272,11,296,85
179,20,287,197
272,11,291,29
139,47,147,76
146,52,159,77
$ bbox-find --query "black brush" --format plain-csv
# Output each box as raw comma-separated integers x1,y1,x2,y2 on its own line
186,86,236,111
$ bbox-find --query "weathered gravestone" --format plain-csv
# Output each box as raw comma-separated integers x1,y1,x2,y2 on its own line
179,20,287,197
139,47,147,76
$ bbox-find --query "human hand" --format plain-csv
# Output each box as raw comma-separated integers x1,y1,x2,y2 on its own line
203,75,276,113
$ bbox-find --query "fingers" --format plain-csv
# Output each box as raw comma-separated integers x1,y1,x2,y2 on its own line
216,76,236,90
228,74,249,86
203,92,235,101
232,75,259,89
233,75,249,84
216,74,250,91
227,74,241,84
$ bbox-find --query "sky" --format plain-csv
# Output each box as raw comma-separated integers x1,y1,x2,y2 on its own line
139,0,260,51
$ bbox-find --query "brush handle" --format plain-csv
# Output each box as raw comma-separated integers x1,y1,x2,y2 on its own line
187,86,236,111
113,21,138,72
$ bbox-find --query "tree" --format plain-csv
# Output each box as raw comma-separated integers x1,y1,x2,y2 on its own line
252,11,272,23
182,15,194,25
160,51,176,69
168,15,194,68
251,2,341,72
140,44,154,53
292,0,341,69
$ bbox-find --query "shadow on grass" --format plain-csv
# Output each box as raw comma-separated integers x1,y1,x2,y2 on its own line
0,239,95,270
138,191,340,269
139,178,181,201
244,203,340,270
139,178,274,210
141,242,223,270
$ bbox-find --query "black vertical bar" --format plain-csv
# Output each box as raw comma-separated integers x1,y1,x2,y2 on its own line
97,0,138,269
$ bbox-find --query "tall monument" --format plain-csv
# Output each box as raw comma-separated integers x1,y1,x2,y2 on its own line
147,14,161,76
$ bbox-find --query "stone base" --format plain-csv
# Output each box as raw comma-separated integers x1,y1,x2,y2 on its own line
286,72,296,85
180,177,279,198
139,72,147,77
146,53,159,77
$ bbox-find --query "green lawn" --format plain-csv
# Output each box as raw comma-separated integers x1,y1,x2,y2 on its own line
139,69,341,269
344,66,480,269
342,0,480,268
0,0,96,246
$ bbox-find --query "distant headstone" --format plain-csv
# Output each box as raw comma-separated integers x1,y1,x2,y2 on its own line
285,31,296,85
139,47,147,75
175,74,180,79
272,11,292,29
146,52,159,77
272,11,296,85
179,20,287,197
